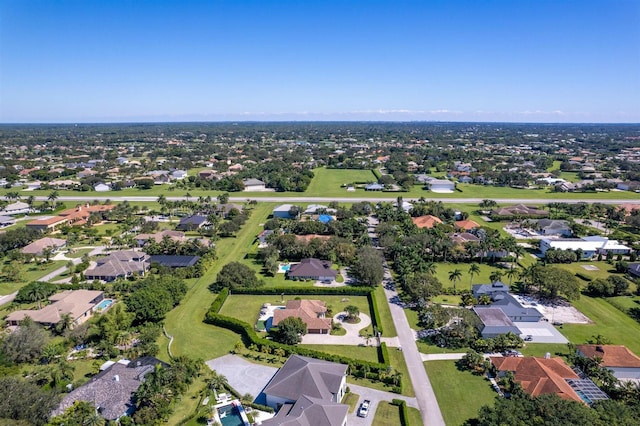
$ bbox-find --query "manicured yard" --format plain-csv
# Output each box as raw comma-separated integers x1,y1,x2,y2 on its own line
520,343,569,358
562,295,640,356
554,261,620,282
424,360,495,425
0,260,67,295
434,262,511,291
346,347,415,397
374,284,397,337
606,295,640,312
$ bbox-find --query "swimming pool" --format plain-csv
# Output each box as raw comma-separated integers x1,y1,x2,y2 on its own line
278,263,291,273
217,403,248,426
95,299,113,311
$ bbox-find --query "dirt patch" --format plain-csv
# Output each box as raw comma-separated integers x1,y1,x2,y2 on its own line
516,295,592,324
581,265,599,271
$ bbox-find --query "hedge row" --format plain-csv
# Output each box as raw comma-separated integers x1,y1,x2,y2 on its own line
228,286,385,335
204,312,389,376
575,272,593,282
372,169,382,180
380,342,390,366
369,289,384,335
230,286,373,296
391,399,410,425
210,287,230,314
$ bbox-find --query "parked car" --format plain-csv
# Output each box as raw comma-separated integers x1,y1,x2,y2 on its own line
358,400,371,417
524,335,533,341
503,349,523,357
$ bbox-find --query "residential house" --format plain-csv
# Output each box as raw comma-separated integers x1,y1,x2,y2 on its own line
53,357,167,421
198,170,219,180
84,251,150,282
272,299,332,334
472,307,522,338
257,230,274,248
365,183,384,191
21,237,66,256
6,290,104,328
426,178,455,193
490,356,608,404
261,355,348,426
287,258,337,282
273,204,297,219
176,215,209,231
455,219,480,231
412,215,443,229
491,204,549,219
576,345,640,381
0,215,16,228
539,236,631,258
0,201,31,216
617,181,640,192
77,169,97,178
135,230,186,246
94,183,111,192
628,263,640,278
450,232,480,245
533,219,572,236
26,204,115,232
243,178,267,191
171,170,187,180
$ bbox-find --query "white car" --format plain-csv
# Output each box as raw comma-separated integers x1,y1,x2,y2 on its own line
358,400,371,417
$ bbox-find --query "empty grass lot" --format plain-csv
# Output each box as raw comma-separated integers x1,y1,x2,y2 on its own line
434,263,512,292
304,167,378,197
424,360,495,426
298,345,381,364
561,295,640,356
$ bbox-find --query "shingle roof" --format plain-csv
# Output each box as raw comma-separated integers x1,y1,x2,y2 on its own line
85,251,150,280
287,259,337,279
21,237,66,255
263,355,347,402
261,395,349,426
149,255,200,268
7,290,103,325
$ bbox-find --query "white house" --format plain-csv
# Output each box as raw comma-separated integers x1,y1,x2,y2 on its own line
539,236,631,258
0,201,31,216
426,178,455,193
242,178,267,191
171,170,187,180
273,204,297,219
94,183,111,192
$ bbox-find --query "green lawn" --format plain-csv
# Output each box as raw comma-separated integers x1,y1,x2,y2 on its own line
407,406,422,426
606,295,640,312
434,262,512,291
342,392,360,413
346,347,415,397
424,360,495,426
0,260,67,295
554,261,619,282
305,168,378,197
374,285,397,337
372,401,403,426
561,295,640,356
520,343,569,358
298,345,381,364
162,203,273,361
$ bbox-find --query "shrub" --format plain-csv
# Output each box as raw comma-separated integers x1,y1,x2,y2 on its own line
369,290,384,335
380,342,390,365
575,272,593,282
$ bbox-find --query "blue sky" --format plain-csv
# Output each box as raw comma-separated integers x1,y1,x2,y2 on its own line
1,0,639,123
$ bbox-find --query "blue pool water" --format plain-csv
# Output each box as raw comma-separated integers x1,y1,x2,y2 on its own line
279,263,291,272
95,299,113,310
218,404,245,426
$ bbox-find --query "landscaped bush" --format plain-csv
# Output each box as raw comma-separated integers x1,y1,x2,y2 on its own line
380,342,390,365
209,287,229,314
230,286,373,296
391,399,410,425
575,272,593,282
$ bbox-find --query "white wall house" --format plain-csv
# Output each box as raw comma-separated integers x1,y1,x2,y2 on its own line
540,236,631,258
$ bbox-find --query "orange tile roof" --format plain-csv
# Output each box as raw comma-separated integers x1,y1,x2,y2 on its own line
490,356,583,403
455,219,480,230
27,216,69,226
412,215,443,229
295,234,332,243
273,299,331,331
576,345,640,368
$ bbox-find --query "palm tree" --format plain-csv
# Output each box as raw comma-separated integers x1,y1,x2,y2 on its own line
344,305,360,322
518,265,535,293
55,313,74,335
505,267,518,285
206,370,229,398
448,269,462,291
25,283,48,309
489,270,503,284
48,190,59,209
468,263,480,290
423,261,437,275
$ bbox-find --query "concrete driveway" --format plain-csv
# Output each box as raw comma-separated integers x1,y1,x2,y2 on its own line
347,384,418,426
205,354,278,401
514,321,568,344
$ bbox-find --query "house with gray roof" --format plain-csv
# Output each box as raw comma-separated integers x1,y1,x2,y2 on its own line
243,178,267,191
473,307,522,338
85,251,150,282
53,357,167,421
287,258,337,281
533,219,572,236
176,215,209,231
262,355,348,426
0,201,31,216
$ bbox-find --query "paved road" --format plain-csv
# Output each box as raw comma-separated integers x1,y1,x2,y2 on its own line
14,195,639,205
0,292,17,306
347,383,418,426
367,216,446,426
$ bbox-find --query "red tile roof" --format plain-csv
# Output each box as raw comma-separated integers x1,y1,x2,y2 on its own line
576,345,640,368
412,215,443,229
490,356,583,403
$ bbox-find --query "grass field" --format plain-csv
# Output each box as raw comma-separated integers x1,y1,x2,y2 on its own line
424,360,495,426
554,261,619,282
562,295,640,356
372,401,402,426
343,392,360,413
298,344,381,363
434,262,512,291
0,260,67,295
304,168,378,197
